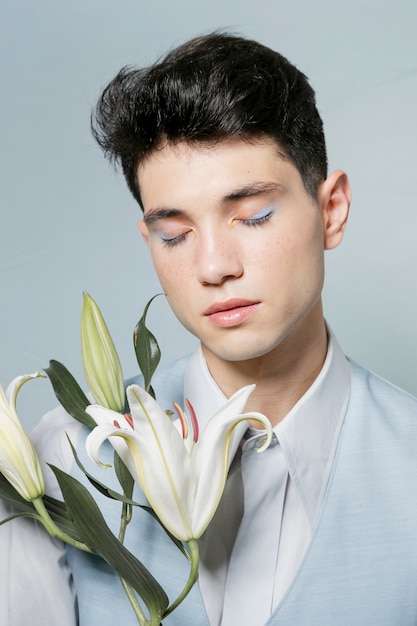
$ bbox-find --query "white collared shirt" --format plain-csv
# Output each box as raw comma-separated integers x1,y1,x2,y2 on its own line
184,328,351,626
0,329,350,626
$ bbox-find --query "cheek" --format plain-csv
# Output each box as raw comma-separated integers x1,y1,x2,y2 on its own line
293,223,326,297
267,219,325,291
291,213,324,261
150,249,190,295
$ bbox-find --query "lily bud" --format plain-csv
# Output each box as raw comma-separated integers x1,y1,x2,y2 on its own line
0,373,45,501
81,293,125,412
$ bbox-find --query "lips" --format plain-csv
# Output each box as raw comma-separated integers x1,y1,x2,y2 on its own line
203,299,260,327
203,299,258,316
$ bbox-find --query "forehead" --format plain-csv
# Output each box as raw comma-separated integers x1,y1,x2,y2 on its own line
137,138,301,212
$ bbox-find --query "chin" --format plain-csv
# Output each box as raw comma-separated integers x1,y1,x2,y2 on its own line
204,338,278,363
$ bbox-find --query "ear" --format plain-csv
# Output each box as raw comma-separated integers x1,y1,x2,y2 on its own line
318,170,351,250
137,219,149,245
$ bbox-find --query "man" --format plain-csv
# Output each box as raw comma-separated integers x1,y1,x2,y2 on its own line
3,32,417,625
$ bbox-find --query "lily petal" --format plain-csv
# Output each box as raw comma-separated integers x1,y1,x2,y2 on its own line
85,382,273,542
85,420,123,468
86,395,195,540
190,385,272,537
85,405,138,477
0,374,45,501
4,372,46,424
125,386,195,540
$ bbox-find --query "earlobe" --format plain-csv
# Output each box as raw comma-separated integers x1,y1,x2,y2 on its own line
319,170,351,250
137,220,149,244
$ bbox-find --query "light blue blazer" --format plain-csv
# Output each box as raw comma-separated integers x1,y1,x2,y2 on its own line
67,357,417,625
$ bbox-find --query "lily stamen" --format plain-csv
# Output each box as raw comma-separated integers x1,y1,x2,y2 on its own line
124,413,134,429
172,402,188,439
185,398,199,443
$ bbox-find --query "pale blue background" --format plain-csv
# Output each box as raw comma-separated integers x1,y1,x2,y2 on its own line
1,0,416,428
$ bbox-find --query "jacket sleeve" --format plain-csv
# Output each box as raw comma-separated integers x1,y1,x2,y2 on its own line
0,404,84,626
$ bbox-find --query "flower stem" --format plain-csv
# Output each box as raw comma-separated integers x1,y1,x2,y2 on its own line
118,501,132,543
119,578,149,625
118,498,154,624
163,538,199,618
32,497,92,553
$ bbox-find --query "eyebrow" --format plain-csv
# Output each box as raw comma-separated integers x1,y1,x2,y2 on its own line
143,208,183,226
222,181,283,202
143,181,283,226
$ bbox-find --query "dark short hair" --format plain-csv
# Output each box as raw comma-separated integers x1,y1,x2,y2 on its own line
91,32,328,205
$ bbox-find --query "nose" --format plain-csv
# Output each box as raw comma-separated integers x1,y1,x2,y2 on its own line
196,231,243,286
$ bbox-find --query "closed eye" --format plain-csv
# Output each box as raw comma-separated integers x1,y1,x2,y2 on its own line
160,231,191,247
240,207,275,226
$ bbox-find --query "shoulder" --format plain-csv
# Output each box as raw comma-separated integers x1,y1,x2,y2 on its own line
125,353,191,387
31,404,85,498
345,359,417,452
348,358,417,413
125,353,192,408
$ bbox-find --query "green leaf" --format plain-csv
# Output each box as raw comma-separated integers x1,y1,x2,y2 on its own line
44,360,96,429
64,441,187,559
0,471,83,540
42,494,80,540
0,471,83,542
140,505,190,561
50,464,169,615
0,472,34,511
66,437,136,504
60,439,187,558
133,295,163,397
0,511,37,526
114,451,134,500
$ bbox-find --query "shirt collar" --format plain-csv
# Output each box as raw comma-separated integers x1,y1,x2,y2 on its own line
275,327,351,528
184,326,351,530
183,346,228,427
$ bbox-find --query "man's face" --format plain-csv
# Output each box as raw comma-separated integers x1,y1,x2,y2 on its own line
137,138,335,365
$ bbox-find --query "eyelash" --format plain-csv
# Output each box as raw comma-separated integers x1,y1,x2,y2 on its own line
160,232,190,248
240,208,274,226
159,208,274,248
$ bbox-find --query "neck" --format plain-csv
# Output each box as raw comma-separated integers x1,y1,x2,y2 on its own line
202,306,328,427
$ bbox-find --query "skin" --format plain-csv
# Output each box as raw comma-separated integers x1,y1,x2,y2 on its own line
137,138,351,425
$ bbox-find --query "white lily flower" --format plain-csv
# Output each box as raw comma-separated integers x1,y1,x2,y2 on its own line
85,383,272,541
0,373,45,501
